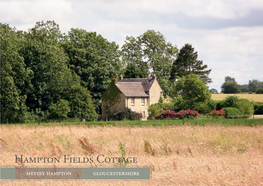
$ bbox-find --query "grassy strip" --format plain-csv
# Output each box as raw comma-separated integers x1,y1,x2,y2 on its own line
1,118,263,127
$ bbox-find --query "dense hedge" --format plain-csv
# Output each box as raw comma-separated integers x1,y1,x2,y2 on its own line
107,109,142,121
215,97,262,115
256,88,263,94
236,99,254,117
253,102,263,114
223,107,243,118
194,100,217,114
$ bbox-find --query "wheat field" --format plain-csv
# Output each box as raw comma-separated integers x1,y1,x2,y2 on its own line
211,94,263,102
1,124,263,185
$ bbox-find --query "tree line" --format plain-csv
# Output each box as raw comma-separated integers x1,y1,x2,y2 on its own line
1,21,212,123
219,76,263,94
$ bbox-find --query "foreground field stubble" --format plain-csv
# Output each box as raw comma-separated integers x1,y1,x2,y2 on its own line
1,125,263,185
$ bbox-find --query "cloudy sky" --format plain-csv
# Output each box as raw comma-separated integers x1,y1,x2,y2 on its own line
1,0,263,91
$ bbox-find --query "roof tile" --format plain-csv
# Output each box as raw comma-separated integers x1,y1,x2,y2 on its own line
116,82,150,97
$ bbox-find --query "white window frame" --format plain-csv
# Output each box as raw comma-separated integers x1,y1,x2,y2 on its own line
141,98,145,106
131,98,135,106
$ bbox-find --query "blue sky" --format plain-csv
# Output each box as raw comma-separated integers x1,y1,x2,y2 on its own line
1,0,263,92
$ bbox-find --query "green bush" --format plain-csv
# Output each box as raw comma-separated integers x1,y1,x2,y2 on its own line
223,107,242,119
195,102,211,114
49,99,70,119
108,109,142,121
215,100,224,110
256,88,263,94
67,86,98,121
148,103,162,118
194,100,217,114
173,96,186,112
148,99,174,118
236,99,254,118
19,110,38,123
253,102,263,114
207,100,217,110
162,102,174,110
221,96,239,108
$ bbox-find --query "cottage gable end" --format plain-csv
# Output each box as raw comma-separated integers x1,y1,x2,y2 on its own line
101,81,126,119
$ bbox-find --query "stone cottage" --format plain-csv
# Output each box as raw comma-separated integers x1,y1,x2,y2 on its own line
101,74,162,120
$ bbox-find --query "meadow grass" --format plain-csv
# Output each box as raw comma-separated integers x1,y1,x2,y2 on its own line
2,117,263,127
0,124,263,185
211,93,263,102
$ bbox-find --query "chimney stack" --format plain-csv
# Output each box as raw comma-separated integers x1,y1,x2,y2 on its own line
111,78,117,84
152,74,157,80
119,74,123,81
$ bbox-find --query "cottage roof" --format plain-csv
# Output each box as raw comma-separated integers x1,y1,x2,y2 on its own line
118,78,155,92
116,81,150,98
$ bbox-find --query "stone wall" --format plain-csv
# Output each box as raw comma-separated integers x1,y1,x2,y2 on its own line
149,80,162,105
126,97,149,120
102,93,126,119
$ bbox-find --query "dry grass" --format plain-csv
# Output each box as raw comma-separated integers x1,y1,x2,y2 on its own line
212,93,263,102
1,124,263,185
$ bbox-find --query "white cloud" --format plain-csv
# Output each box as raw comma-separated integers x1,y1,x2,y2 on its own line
103,0,263,19
1,0,263,92
163,25,263,90
203,27,263,53
0,0,73,32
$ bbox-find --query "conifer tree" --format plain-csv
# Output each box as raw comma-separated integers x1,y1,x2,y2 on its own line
170,43,212,84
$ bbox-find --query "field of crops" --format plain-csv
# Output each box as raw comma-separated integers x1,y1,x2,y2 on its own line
1,124,263,185
211,93,263,102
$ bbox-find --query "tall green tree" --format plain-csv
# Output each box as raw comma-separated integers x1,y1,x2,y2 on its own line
225,76,237,84
122,30,178,96
19,21,97,121
174,74,211,109
0,23,32,123
248,79,263,92
21,21,77,113
66,85,98,120
221,83,241,93
62,28,122,114
240,84,249,92
122,35,148,78
170,43,212,84
256,88,263,94
210,88,218,94
221,76,241,93
124,62,148,78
